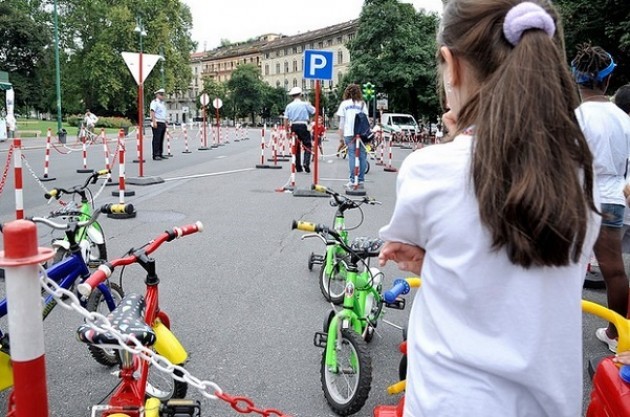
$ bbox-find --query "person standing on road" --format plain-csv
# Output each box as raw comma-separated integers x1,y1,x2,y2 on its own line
378,1,600,417
150,88,167,160
336,84,368,190
284,87,315,173
83,109,98,134
572,44,630,353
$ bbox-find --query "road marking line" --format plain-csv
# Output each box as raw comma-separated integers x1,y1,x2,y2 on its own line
163,168,255,182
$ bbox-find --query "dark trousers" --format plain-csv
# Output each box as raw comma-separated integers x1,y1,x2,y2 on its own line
152,122,166,157
291,124,312,170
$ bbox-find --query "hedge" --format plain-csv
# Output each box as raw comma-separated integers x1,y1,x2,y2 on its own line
66,114,133,129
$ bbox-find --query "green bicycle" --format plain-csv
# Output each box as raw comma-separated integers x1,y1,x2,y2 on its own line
293,220,406,416
308,184,381,304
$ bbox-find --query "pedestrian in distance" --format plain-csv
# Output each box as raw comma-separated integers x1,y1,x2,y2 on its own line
614,84,630,114
378,1,600,417
572,44,630,353
336,84,369,190
83,109,99,134
284,86,315,173
150,88,168,160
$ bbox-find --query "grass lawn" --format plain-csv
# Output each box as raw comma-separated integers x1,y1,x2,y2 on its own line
15,119,122,138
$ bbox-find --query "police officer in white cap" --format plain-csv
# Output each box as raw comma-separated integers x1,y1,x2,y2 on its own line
150,88,167,160
284,87,315,173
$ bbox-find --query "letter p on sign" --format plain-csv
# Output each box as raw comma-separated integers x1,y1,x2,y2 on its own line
303,50,334,81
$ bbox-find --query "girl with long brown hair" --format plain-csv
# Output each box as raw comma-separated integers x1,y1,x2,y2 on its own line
379,1,600,416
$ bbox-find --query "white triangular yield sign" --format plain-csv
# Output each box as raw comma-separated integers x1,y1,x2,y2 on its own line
122,52,162,85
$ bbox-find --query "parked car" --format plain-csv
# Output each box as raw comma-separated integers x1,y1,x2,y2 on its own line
380,113,419,137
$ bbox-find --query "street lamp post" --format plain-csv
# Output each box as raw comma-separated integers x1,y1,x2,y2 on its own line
53,0,62,134
159,46,165,89
134,18,147,177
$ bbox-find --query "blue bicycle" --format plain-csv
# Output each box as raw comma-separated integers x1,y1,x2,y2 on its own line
0,203,133,391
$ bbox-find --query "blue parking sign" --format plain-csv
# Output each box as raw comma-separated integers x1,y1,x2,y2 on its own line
303,50,334,80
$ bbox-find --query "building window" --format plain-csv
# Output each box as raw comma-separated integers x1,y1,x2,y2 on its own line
265,52,270,59
327,39,332,46
347,33,355,41
293,78,298,87
275,50,280,57
338,50,343,65
310,79,314,89
292,46,298,54
297,45,302,53
284,61,289,73
336,36,343,44
302,79,306,90
318,41,324,49
338,71,343,84
293,60,298,72
276,63,281,74
328,80,333,89
265,64,269,75
231,62,234,68
284,79,289,89
276,80,281,88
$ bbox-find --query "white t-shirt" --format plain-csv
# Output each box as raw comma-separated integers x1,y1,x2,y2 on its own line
336,99,368,137
379,134,600,417
576,101,630,205
84,113,98,128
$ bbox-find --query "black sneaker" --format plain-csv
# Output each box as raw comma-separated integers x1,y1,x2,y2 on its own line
304,166,311,173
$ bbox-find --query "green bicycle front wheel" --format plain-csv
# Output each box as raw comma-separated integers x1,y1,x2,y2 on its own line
321,329,372,416
319,254,347,304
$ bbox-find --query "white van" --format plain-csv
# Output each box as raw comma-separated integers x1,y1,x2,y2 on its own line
380,113,419,136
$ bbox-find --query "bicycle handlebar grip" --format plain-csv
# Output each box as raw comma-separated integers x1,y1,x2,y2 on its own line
174,221,204,237
45,189,59,200
384,278,411,304
100,203,135,215
292,220,320,232
311,184,329,194
77,266,110,297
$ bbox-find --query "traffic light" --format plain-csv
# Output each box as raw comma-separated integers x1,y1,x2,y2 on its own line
362,82,375,101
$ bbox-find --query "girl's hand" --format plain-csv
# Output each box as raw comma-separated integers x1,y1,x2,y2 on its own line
379,242,425,276
613,351,630,365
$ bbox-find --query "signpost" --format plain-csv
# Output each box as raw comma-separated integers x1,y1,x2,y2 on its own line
199,93,210,150
301,50,334,195
122,52,161,177
213,98,223,147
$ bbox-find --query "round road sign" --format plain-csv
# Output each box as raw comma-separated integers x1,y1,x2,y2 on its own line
200,93,209,106
213,98,223,109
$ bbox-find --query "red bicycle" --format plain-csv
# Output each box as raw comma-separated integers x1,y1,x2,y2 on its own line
76,222,203,417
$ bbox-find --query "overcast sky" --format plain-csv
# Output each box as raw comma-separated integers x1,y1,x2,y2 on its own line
182,0,443,52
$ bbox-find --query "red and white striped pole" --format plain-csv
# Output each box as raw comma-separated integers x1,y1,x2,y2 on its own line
384,136,398,173
376,131,385,166
255,128,270,168
39,129,56,182
133,129,144,163
109,130,136,219
182,125,191,154
76,138,92,173
166,131,173,157
13,138,24,220
0,220,54,417
101,129,112,182
289,134,296,189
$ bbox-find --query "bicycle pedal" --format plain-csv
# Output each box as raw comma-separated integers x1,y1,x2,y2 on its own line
313,332,328,348
311,254,325,265
385,297,406,310
161,399,201,417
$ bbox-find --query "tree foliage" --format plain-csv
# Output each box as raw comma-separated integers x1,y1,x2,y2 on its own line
347,0,440,122
227,64,266,122
555,0,630,91
0,0,195,120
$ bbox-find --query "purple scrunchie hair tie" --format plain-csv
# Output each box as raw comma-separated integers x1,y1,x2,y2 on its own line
503,2,556,46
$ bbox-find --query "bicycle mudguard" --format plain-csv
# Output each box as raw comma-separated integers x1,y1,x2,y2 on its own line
86,224,105,245
51,239,70,252
586,357,630,417
0,350,13,391
153,320,187,365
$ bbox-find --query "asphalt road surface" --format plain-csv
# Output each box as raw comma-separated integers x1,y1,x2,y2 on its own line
0,128,616,416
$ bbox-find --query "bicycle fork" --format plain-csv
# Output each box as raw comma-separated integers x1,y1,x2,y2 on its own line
314,309,362,372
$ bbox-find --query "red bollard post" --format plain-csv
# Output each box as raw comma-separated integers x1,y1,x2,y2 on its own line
101,129,112,182
76,137,93,174
255,127,271,169
0,220,54,417
39,129,56,182
109,130,137,219
384,136,398,173
12,138,24,220
182,125,192,154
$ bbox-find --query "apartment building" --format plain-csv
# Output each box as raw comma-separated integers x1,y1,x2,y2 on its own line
166,20,358,123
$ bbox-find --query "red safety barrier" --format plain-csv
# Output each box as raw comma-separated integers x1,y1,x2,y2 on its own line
109,130,136,219
133,129,145,163
76,138,93,174
165,131,173,157
100,129,113,183
12,138,24,219
256,127,271,169
0,220,54,417
376,131,386,166
39,129,56,182
384,136,398,173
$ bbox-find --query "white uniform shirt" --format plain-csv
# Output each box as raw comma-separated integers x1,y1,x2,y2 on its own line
336,99,368,137
576,101,630,205
379,134,600,417
150,99,167,123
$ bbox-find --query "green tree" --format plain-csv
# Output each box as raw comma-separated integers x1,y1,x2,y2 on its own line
555,0,630,90
261,85,287,122
0,1,54,114
348,0,440,121
227,64,266,123
200,77,227,122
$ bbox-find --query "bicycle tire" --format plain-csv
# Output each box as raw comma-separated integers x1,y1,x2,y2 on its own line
85,282,124,366
321,329,372,416
146,366,187,401
319,254,346,305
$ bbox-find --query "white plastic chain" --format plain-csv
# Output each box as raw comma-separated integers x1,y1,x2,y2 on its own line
38,266,224,401
20,154,54,195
